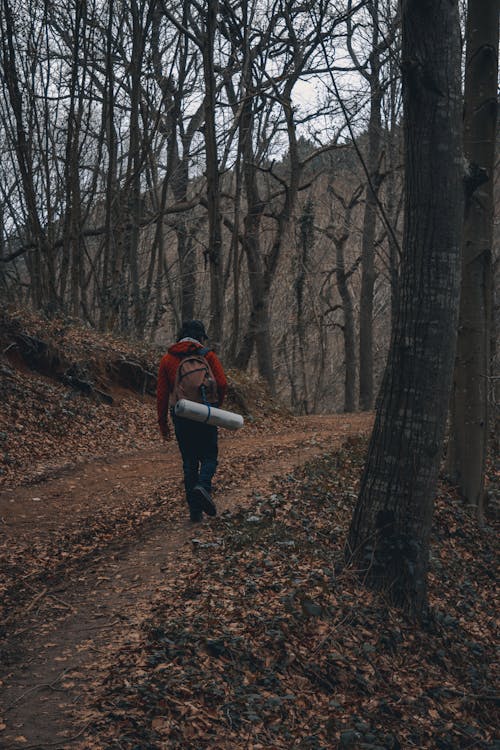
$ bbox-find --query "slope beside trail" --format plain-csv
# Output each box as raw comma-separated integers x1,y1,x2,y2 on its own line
0,413,372,749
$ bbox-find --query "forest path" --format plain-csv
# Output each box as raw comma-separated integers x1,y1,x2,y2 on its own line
0,413,372,749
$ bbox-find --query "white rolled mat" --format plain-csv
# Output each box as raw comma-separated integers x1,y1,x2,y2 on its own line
174,399,244,430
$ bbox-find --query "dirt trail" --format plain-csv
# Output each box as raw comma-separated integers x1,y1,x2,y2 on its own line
0,414,372,749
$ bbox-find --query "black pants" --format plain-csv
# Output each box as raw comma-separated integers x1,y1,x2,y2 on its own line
172,413,218,512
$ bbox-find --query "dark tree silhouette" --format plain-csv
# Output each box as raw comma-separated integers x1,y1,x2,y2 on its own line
347,0,464,617
446,0,499,519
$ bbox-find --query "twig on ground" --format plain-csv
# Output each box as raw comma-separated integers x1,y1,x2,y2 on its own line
6,668,72,710
47,593,77,613
16,722,92,750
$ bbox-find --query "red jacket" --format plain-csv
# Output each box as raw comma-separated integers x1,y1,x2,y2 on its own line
157,340,227,430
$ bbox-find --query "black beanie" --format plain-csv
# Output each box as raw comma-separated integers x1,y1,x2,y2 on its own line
177,319,208,342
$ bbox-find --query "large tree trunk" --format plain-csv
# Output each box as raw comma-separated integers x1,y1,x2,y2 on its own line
347,0,463,618
446,0,499,519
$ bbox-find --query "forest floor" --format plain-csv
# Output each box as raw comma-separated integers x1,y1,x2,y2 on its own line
0,307,498,750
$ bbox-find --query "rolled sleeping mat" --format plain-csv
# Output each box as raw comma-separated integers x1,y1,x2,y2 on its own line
174,399,244,430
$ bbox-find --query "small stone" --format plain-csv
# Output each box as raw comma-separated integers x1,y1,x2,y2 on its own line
355,721,370,733
266,697,283,707
339,730,361,748
302,599,323,617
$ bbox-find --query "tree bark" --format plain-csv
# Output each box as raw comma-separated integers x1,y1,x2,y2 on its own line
126,0,146,337
328,183,363,413
446,0,499,518
202,0,224,345
62,0,85,318
358,0,383,412
347,0,464,618
226,154,244,364
294,199,314,414
335,203,359,413
232,73,267,377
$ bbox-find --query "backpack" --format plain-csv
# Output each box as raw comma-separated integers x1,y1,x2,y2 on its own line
172,348,218,406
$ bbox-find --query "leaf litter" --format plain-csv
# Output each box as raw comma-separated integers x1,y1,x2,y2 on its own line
1,306,497,749
74,438,499,750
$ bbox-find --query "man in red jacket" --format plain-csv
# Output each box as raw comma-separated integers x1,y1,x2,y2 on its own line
157,320,227,522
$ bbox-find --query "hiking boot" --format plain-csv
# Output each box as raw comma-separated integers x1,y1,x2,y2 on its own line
189,509,203,523
193,484,217,517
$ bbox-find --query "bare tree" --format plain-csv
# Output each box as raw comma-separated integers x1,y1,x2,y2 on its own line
347,0,464,617
0,0,52,308
202,0,224,344
291,197,315,414
446,0,499,519
347,0,385,412
326,183,364,412
223,0,349,392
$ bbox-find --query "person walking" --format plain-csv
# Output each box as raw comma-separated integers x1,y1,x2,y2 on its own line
157,320,227,522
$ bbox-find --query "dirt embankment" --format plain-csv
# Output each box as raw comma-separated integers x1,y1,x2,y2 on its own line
0,305,287,489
